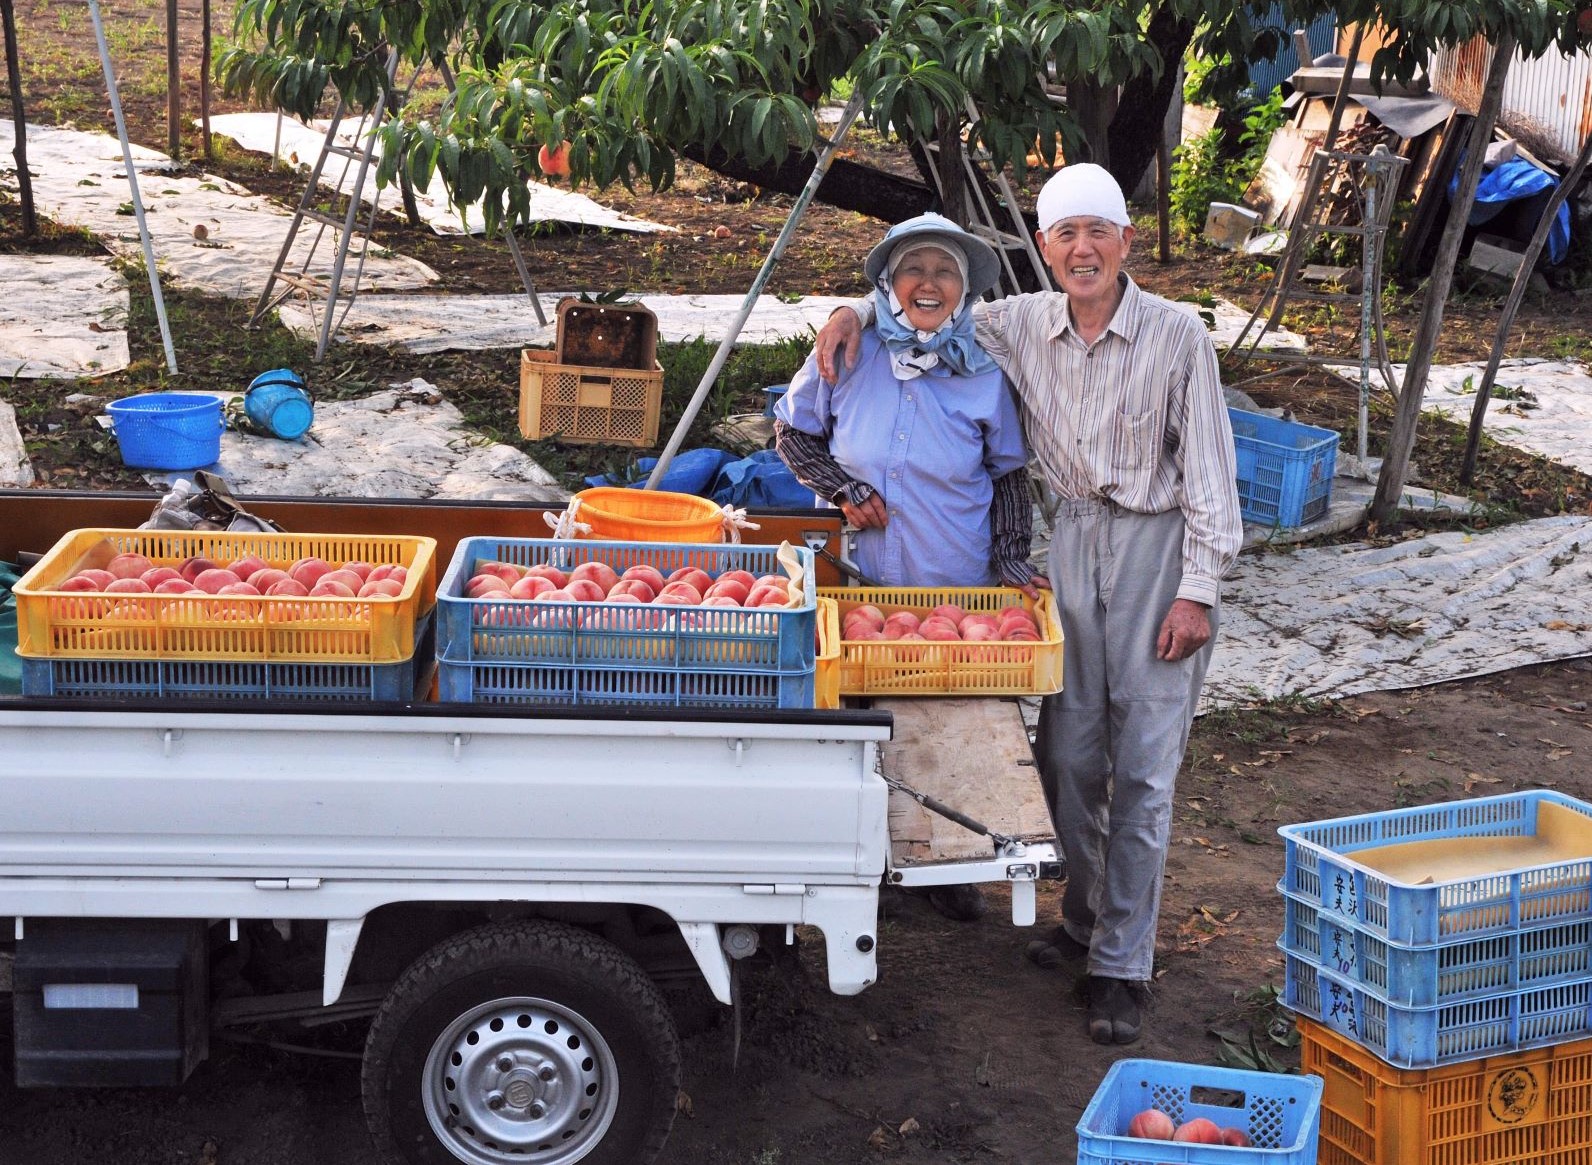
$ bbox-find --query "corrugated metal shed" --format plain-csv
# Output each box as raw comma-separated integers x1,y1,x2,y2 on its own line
1246,5,1339,98
1432,39,1592,162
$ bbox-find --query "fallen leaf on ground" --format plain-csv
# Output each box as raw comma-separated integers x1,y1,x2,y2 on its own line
898,1117,920,1137
867,1126,890,1151
676,1090,694,1117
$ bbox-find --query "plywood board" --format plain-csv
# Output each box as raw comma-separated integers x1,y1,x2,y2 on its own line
878,698,1054,866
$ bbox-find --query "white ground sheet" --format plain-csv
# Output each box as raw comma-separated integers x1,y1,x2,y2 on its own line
0,255,129,378
1206,515,1592,705
135,383,566,501
277,292,860,353
1206,299,1307,354
208,113,673,236
0,122,438,299
1335,359,1592,477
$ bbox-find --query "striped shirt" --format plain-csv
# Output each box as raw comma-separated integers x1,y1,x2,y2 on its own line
851,274,1241,605
977,275,1241,606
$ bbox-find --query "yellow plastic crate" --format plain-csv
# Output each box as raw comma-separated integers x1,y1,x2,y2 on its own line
1301,1015,1592,1165
519,348,663,448
817,586,1063,697
15,529,437,663
815,598,841,709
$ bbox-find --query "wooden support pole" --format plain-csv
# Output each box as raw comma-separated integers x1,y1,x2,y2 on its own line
1458,129,1592,485
166,0,180,160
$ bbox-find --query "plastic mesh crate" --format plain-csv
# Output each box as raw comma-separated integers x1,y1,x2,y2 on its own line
1229,407,1338,528
1300,1015,1592,1165
1283,953,1592,1069
436,538,816,672
1075,1058,1322,1165
817,586,1063,697
436,657,813,709
1280,791,1592,946
1281,894,1592,1008
13,529,436,663
519,348,663,447
22,613,433,702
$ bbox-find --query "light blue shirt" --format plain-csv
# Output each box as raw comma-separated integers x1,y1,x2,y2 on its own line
777,331,1027,586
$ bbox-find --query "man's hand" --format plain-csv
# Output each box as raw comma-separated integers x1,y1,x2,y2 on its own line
840,492,889,530
1007,573,1051,601
1156,598,1212,662
816,308,864,382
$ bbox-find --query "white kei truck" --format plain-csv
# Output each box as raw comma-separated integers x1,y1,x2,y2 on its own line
0,489,1060,1165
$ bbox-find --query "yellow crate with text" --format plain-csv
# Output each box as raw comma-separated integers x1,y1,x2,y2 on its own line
14,528,436,663
814,598,841,709
817,586,1063,696
519,348,663,448
1300,1015,1592,1165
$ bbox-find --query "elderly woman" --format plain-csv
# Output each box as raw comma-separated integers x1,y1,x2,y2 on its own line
773,213,1038,594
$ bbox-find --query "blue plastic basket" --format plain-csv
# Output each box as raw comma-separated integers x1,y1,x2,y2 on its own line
1228,407,1338,529
436,538,817,673
107,393,225,471
1075,1059,1322,1165
1283,953,1592,1069
1279,790,1592,946
763,383,790,418
1280,893,1592,1008
21,612,432,702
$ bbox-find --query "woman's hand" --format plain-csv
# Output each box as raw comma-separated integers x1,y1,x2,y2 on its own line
840,492,889,530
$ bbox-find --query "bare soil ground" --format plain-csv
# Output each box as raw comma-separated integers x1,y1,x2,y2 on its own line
2,4,1592,1164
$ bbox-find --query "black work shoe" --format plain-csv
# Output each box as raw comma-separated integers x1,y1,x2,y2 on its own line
1086,976,1143,1046
925,883,987,922
1025,925,1090,972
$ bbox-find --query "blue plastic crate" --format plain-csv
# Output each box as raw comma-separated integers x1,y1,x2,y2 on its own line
21,612,432,702
1279,790,1592,946
1283,953,1592,1069
436,537,816,673
1228,407,1338,528
1075,1059,1322,1165
437,657,814,710
1280,893,1592,1008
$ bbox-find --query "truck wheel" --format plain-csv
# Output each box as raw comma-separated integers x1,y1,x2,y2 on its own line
362,920,681,1165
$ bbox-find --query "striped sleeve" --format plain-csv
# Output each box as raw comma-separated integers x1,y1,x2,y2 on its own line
772,419,852,502
1169,324,1242,606
990,467,1036,585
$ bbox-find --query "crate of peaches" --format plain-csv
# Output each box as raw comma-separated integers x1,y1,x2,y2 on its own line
435,537,817,673
817,586,1064,697
12,529,436,663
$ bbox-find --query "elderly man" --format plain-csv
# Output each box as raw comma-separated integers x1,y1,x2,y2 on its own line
814,163,1241,1045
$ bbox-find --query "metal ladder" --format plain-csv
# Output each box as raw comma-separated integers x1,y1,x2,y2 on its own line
922,97,1055,297
249,53,547,362
1226,145,1408,462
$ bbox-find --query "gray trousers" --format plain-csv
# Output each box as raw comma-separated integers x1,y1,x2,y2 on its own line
1034,500,1218,981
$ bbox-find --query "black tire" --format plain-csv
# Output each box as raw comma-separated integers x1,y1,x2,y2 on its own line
361,920,681,1165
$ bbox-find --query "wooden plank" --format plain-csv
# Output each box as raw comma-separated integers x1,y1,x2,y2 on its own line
1290,65,1429,98
878,697,1054,866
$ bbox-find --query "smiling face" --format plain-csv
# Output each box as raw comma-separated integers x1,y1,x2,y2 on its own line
1037,216,1134,313
889,245,965,333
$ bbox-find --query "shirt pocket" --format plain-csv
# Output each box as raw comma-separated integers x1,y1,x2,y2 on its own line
1109,408,1161,471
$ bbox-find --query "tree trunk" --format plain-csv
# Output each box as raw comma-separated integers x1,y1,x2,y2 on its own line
1105,7,1195,198
1368,33,1517,527
1,0,34,237
1070,79,1114,170
934,111,967,227
679,144,935,223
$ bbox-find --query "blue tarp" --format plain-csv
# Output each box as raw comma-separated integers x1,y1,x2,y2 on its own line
1450,156,1572,265
586,448,817,509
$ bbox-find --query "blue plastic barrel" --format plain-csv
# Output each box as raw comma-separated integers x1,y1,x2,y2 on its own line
243,369,314,440
106,393,224,470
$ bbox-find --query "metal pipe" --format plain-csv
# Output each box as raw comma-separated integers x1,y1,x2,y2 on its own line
89,0,178,374
645,90,866,489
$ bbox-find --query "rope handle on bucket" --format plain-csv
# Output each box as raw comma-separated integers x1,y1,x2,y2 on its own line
543,497,593,541
719,504,759,545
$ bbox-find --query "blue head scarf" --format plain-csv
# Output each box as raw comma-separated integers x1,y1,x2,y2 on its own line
871,242,994,380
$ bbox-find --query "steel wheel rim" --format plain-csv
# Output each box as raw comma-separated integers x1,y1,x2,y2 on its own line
421,994,620,1165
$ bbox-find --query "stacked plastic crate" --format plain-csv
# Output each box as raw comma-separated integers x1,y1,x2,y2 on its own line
1277,790,1592,1165
434,537,821,709
12,529,437,701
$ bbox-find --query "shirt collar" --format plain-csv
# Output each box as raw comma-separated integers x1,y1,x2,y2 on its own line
1050,273,1143,344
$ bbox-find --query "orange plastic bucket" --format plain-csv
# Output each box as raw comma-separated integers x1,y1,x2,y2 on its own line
572,487,725,543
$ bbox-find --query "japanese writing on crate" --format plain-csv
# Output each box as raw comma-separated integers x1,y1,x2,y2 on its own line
1326,980,1358,1036
1331,869,1358,919
1328,925,1353,974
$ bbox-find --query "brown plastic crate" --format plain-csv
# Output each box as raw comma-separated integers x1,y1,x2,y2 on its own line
1300,1015,1592,1165
519,348,663,447
554,299,658,370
